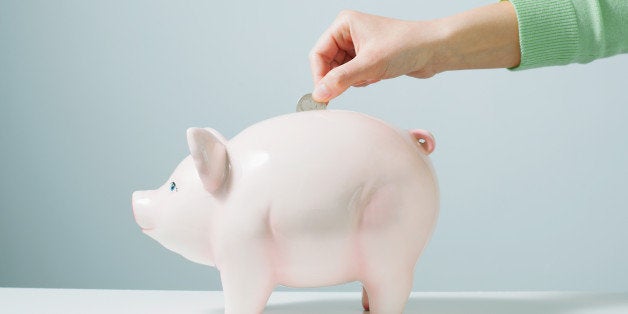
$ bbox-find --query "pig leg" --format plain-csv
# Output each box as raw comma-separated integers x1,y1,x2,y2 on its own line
220,266,275,314
361,269,413,314
218,237,276,314
357,185,422,312
362,286,370,310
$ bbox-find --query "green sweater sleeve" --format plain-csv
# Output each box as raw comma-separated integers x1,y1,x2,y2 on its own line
507,0,628,70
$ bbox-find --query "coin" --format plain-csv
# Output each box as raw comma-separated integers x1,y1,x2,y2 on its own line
296,93,327,112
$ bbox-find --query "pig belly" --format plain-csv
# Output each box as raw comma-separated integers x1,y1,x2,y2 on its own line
272,233,359,287
268,201,363,287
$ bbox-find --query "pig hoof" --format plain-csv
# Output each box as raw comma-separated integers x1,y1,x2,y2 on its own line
362,287,370,311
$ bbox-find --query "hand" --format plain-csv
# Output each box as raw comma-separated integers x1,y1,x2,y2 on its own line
309,3,520,103
309,10,443,102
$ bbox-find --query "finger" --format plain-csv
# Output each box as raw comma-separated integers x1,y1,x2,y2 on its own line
308,39,335,85
312,55,375,102
308,14,355,85
333,49,347,65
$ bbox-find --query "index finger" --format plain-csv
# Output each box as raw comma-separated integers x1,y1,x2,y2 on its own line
309,30,337,85
308,15,354,85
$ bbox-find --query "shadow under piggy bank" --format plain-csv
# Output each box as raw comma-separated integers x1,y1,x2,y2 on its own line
207,292,628,314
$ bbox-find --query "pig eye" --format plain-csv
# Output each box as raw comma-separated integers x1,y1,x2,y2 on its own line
170,181,177,192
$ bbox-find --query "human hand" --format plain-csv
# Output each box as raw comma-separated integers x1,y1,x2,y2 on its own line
309,10,444,102
309,3,520,102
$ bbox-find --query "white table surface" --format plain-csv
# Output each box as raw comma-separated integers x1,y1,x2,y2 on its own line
1,288,627,314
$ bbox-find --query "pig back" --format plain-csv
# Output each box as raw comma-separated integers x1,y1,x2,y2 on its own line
226,109,437,233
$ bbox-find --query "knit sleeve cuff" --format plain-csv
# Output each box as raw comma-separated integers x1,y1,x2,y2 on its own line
506,0,580,71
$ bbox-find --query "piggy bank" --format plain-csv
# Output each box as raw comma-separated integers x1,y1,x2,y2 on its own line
132,110,439,314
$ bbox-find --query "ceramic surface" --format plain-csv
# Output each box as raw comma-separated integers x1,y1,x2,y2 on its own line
132,110,439,314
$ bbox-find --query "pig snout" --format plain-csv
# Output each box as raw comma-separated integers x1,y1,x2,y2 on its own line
132,190,156,231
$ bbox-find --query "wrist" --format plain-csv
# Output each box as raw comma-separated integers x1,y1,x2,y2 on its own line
403,19,451,78
422,18,456,75
429,2,521,73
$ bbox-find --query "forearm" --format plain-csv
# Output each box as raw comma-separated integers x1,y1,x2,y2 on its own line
430,1,521,72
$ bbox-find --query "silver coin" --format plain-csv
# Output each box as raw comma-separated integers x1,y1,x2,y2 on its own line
296,93,327,112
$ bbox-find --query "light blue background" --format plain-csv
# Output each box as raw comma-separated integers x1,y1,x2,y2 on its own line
1,0,627,292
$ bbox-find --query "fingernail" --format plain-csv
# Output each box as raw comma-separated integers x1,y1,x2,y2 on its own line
312,82,330,102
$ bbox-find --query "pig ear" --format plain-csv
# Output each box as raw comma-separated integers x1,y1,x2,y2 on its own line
186,127,229,194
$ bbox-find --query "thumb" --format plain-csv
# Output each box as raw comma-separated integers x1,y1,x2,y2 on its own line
312,56,375,102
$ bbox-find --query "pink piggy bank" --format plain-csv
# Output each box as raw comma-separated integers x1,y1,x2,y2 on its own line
132,110,439,314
